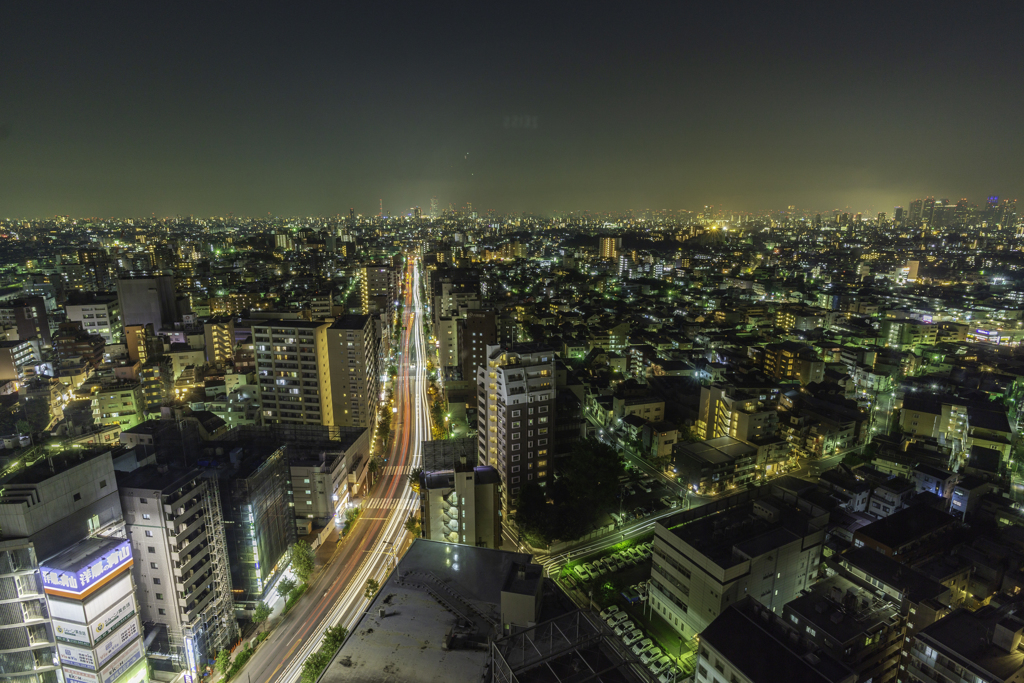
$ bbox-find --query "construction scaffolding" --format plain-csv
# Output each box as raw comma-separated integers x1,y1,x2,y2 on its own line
167,475,239,674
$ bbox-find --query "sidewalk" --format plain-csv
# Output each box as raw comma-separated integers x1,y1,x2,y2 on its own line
257,526,344,636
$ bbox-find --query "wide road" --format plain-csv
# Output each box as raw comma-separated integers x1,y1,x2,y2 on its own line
242,256,431,683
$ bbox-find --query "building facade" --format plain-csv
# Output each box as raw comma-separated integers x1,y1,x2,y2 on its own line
476,344,556,512
118,465,238,677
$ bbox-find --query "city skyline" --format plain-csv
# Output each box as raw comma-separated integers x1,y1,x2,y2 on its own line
3,4,1023,217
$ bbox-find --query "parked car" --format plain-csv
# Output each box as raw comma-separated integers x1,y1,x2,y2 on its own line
660,495,678,508
648,655,672,675
575,565,592,581
631,638,654,656
599,605,620,620
659,667,683,683
613,620,635,637
640,647,663,665
639,481,653,493
606,612,629,627
622,629,644,646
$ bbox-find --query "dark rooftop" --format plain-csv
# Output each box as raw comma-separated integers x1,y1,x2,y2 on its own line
833,547,947,605
701,598,855,683
854,505,957,550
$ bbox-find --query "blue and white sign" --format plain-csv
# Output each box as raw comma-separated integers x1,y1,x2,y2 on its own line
63,667,99,683
41,541,133,597
95,617,139,667
100,638,143,683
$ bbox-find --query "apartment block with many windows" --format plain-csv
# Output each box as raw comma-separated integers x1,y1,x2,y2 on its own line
476,344,556,513
253,320,331,426
325,315,379,430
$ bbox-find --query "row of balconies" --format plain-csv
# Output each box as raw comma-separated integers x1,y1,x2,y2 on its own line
173,543,211,578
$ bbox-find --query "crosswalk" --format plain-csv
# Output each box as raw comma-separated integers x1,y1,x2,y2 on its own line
362,497,418,511
382,464,412,476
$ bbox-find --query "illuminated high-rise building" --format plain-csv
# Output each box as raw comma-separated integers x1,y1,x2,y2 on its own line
599,236,621,260
476,344,556,513
922,196,935,224
908,198,923,223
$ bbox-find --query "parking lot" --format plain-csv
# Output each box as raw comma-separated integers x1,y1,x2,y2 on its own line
555,538,692,681
611,468,685,525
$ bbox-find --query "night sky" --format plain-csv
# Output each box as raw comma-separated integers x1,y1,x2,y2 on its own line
2,3,1022,218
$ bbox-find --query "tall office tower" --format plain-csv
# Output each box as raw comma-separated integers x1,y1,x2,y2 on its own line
0,448,140,683
1002,198,1018,226
252,320,332,426
117,275,176,336
894,206,905,226
476,344,556,513
922,196,935,224
360,266,396,317
0,297,52,347
459,309,497,383
813,213,821,228
908,198,923,223
65,292,122,344
325,315,379,429
599,236,621,260
877,212,886,226
986,195,999,222
430,197,438,219
117,466,238,676
954,197,969,226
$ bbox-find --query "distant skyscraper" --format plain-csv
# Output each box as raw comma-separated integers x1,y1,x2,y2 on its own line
893,206,904,226
908,199,923,223
430,197,438,219
922,196,936,224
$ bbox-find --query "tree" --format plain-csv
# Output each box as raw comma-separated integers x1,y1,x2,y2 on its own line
364,578,380,600
407,467,423,492
252,601,273,632
343,506,362,535
516,438,625,545
291,541,315,584
299,650,330,683
215,649,231,676
404,512,421,536
22,398,50,432
322,624,348,651
277,577,297,599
